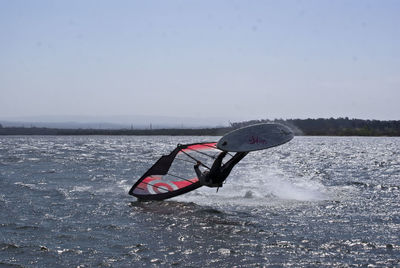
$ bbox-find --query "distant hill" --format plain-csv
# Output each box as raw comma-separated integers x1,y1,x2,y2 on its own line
0,115,229,129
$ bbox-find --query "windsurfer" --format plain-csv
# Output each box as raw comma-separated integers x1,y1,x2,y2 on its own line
194,151,248,187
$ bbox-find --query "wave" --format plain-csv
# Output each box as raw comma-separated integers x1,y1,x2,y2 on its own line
346,181,400,191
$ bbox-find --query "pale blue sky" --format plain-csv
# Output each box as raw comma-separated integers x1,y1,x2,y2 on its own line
1,0,399,121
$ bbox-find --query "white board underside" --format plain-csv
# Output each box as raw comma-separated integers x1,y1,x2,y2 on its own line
217,123,294,152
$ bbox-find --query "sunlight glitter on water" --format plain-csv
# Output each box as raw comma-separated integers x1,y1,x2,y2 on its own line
0,136,399,267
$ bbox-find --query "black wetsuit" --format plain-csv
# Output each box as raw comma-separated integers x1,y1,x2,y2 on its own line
194,151,248,187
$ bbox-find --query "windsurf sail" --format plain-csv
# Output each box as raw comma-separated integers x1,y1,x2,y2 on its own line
129,142,226,200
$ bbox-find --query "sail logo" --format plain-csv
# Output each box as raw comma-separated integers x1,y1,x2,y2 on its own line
248,136,267,145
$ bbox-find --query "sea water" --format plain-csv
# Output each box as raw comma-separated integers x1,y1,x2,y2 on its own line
0,136,399,267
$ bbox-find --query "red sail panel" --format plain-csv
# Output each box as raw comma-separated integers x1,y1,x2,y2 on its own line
179,142,217,152
136,176,199,195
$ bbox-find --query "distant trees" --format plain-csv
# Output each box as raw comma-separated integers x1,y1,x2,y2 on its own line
0,123,2,128
231,118,400,136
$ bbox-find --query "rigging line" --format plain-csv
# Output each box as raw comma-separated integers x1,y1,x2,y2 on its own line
179,149,211,170
167,173,197,184
201,143,234,157
175,157,197,165
189,147,217,159
180,143,217,159
136,186,146,191
225,151,234,157
189,147,235,166
202,143,217,149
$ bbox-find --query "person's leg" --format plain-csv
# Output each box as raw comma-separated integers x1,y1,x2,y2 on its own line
208,151,227,177
216,152,248,183
222,152,248,169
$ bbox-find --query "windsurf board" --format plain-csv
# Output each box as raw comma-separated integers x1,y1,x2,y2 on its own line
217,123,294,152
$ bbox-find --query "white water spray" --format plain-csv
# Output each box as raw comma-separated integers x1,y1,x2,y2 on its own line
237,166,329,202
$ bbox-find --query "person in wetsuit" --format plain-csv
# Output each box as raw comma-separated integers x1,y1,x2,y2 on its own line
194,151,248,187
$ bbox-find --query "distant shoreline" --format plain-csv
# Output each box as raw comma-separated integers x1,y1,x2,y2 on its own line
1,118,400,136
0,126,231,136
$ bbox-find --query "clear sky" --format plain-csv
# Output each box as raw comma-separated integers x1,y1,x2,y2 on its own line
1,0,399,122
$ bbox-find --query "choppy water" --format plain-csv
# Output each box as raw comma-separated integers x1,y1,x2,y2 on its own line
1,136,400,267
